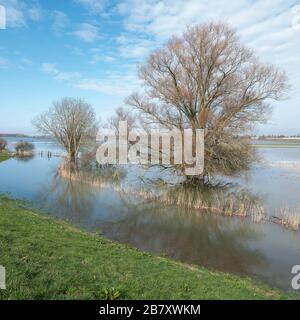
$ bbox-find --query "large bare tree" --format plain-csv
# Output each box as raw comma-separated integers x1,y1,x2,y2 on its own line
33,98,98,163
127,22,288,181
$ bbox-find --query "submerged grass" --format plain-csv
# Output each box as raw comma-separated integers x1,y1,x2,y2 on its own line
118,184,300,231
58,162,124,188
274,206,300,231
0,194,287,300
118,183,267,224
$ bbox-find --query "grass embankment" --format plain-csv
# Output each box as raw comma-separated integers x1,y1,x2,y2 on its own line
0,195,287,300
0,152,12,163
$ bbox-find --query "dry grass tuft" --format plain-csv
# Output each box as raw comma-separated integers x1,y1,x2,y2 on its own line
274,206,300,231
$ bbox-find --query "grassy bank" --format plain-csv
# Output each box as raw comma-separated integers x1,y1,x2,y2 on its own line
0,195,287,300
0,152,12,163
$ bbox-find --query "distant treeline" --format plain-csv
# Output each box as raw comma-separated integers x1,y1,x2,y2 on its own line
255,135,300,139
0,134,29,138
0,134,52,139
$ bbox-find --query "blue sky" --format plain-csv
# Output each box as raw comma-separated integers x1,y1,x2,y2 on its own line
0,0,300,135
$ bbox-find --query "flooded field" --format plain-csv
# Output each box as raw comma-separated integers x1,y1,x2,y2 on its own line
0,137,300,293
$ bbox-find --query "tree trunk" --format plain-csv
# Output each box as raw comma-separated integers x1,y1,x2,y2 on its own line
69,149,77,164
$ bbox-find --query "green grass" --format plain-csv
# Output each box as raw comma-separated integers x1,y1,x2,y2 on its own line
0,152,12,163
0,195,287,300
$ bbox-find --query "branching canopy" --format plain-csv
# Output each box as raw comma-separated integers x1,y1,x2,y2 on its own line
127,22,288,178
33,97,98,163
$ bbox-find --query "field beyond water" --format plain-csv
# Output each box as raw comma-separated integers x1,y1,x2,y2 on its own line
0,152,11,163
0,195,287,300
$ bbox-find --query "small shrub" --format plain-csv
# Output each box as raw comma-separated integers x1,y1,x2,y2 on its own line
100,288,121,300
0,138,7,152
15,141,35,153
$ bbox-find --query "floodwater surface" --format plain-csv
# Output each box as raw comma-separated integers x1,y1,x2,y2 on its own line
0,137,300,293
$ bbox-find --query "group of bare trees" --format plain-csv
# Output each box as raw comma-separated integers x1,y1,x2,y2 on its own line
0,138,35,155
33,22,288,182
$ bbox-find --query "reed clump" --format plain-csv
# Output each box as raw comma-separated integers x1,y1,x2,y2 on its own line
58,162,124,188
273,206,300,231
118,183,267,223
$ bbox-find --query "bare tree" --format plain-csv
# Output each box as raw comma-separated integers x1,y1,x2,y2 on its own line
107,106,136,134
33,98,98,164
127,22,288,181
0,138,7,152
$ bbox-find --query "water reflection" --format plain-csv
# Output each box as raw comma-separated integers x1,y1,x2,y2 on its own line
33,167,270,284
36,173,98,222
99,194,268,275
14,154,35,162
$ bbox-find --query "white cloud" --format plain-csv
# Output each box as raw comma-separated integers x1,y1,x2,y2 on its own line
65,44,83,56
74,73,139,95
117,0,292,38
103,55,115,62
41,62,57,74
73,0,106,13
3,0,26,27
1,0,45,27
115,34,157,59
90,54,116,64
118,38,155,58
72,22,100,42
116,1,300,71
41,63,81,82
41,62,139,95
52,10,69,34
27,7,43,21
0,50,34,69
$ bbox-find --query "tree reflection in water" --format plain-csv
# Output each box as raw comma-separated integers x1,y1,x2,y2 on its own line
35,163,269,278
14,154,35,162
35,164,125,223
99,192,268,276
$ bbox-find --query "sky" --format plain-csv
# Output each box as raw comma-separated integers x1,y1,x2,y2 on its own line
0,0,300,135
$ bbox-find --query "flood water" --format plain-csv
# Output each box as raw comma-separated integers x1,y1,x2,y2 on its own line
0,137,300,294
